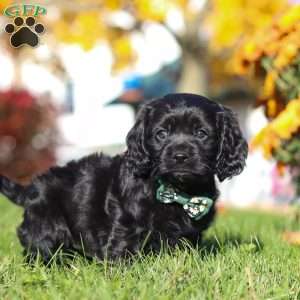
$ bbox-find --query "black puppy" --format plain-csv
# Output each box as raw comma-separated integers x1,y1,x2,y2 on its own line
0,93,248,261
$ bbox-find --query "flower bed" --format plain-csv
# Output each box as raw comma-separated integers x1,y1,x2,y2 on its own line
233,5,300,195
0,89,58,183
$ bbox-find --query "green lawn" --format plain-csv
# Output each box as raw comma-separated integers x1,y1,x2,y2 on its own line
0,197,300,300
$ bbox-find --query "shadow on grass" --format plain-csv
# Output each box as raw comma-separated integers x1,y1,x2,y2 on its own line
200,234,264,256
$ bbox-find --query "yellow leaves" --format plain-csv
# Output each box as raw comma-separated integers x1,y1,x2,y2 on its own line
262,72,278,99
234,5,300,75
105,0,123,10
258,72,285,119
47,0,198,73
272,98,300,137
206,0,288,52
233,4,300,164
134,0,169,21
53,9,137,69
266,98,280,119
243,41,259,61
133,0,189,21
251,128,281,158
111,35,136,71
252,98,300,157
272,112,299,140
53,12,105,50
232,36,265,74
277,5,300,31
50,0,190,72
273,43,299,69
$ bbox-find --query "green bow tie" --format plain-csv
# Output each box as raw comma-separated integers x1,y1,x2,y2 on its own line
156,180,214,221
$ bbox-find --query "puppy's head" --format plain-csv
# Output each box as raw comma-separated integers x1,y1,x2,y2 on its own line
125,93,248,184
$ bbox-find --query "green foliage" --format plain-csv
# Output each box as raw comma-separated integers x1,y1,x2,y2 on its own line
262,54,300,197
0,198,300,299
275,135,300,196
275,135,300,165
261,54,300,101
279,55,300,100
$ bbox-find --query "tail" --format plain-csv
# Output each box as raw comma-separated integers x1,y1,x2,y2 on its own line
0,175,26,206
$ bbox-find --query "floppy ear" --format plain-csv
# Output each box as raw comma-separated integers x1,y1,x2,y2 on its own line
125,105,152,177
215,107,248,182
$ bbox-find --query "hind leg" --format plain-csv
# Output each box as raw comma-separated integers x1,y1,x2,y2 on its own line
17,206,72,264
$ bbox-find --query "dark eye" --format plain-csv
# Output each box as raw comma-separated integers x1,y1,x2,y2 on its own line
156,129,168,141
195,128,208,139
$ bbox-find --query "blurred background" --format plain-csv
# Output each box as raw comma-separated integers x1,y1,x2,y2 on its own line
1,0,300,209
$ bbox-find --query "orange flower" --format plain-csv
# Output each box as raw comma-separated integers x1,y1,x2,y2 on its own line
252,98,300,157
234,5,300,74
277,5,300,31
251,129,281,158
266,98,279,118
276,162,286,176
274,43,299,69
262,71,278,98
206,0,288,52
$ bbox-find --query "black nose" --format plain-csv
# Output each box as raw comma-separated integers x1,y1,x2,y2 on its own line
173,152,188,163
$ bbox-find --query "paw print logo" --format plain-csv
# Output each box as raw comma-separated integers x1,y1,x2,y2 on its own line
5,16,45,48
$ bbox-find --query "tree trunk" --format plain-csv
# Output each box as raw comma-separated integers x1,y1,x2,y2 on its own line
176,50,207,95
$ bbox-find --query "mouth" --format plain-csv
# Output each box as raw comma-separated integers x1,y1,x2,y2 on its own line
157,166,214,187
154,159,215,183
159,168,205,177
158,169,200,183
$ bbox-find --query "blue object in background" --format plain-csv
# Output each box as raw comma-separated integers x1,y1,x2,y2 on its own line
123,74,143,90
106,58,182,114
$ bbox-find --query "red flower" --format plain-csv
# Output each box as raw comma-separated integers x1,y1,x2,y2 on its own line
0,88,58,183
0,89,34,109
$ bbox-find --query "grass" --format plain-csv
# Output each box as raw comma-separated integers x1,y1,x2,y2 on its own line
0,197,300,300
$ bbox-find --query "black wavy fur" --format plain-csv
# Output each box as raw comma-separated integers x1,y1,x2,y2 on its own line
0,93,248,262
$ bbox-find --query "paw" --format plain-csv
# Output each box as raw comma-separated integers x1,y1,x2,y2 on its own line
5,16,45,48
